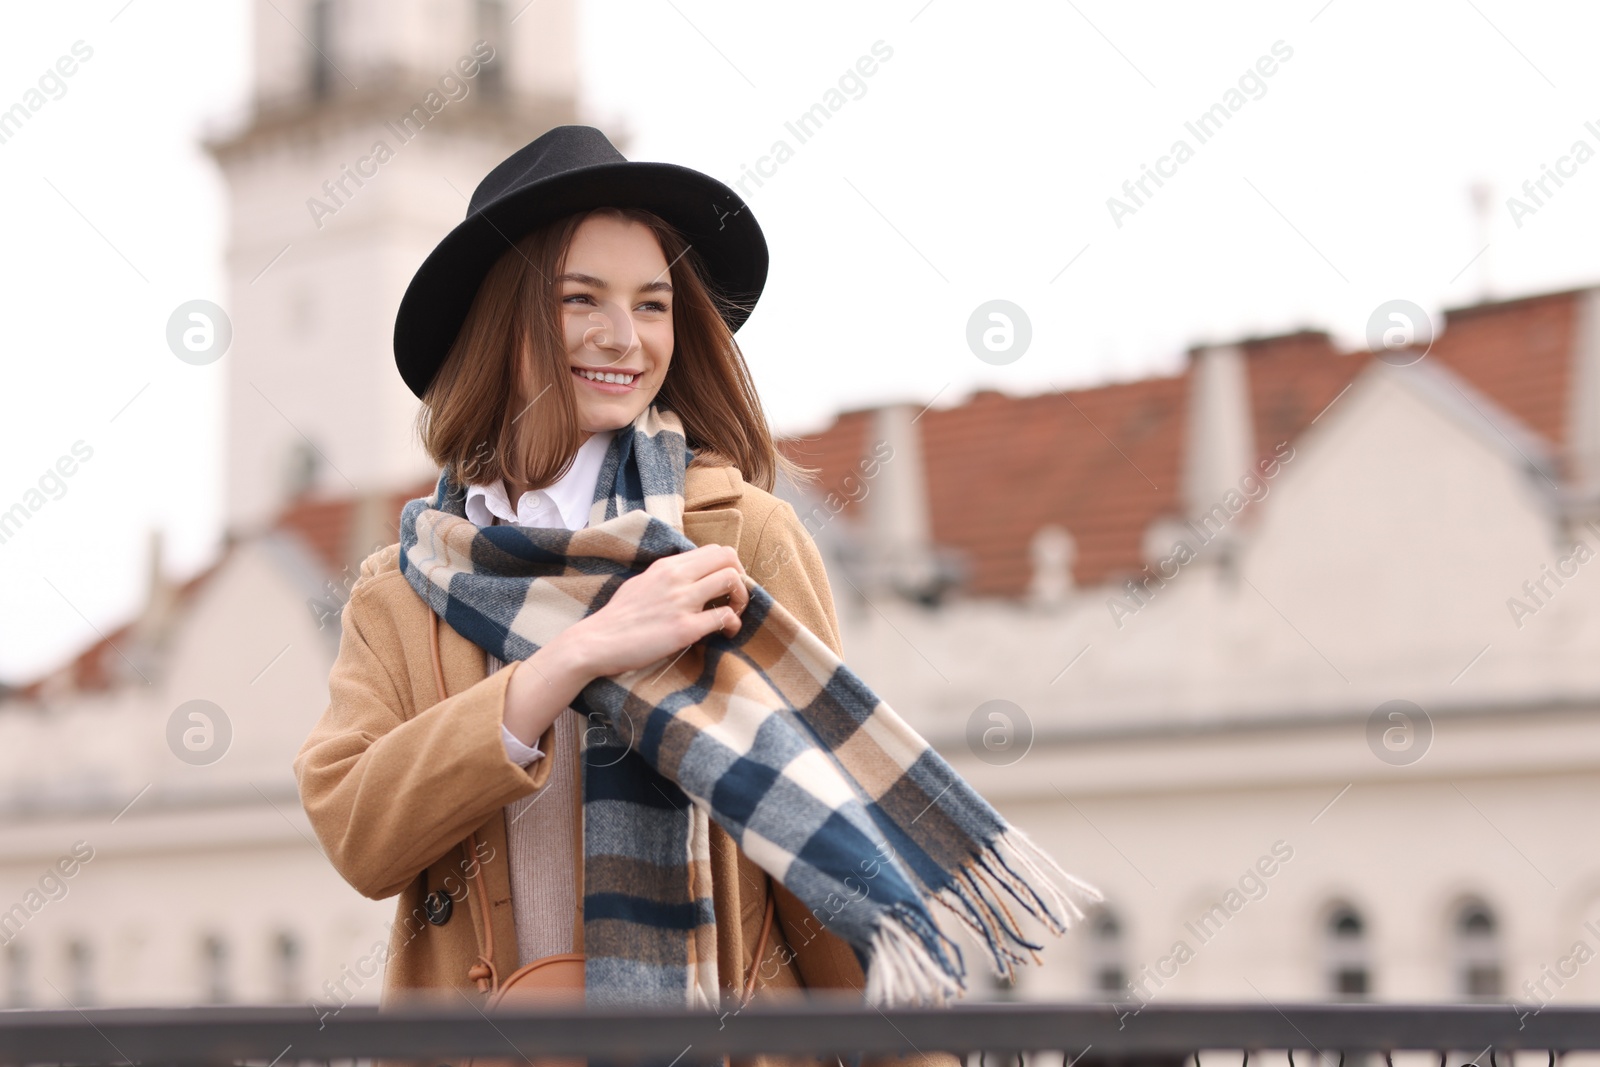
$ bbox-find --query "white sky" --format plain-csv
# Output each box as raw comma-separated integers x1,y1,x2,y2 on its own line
3,0,1599,681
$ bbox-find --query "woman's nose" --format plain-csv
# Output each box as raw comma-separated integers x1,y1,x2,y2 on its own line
582,298,638,364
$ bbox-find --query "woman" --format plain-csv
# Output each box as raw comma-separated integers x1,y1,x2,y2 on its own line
294,126,1093,1067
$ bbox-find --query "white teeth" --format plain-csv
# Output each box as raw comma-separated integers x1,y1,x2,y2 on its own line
577,369,634,384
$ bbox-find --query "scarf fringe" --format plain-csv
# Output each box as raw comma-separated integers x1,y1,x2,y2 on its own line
993,825,1104,930
934,865,1037,982
863,904,968,1007
936,827,1107,983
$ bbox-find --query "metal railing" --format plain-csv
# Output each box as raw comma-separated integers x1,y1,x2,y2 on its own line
2,1001,1599,1065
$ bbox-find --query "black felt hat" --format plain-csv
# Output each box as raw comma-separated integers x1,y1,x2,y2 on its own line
393,124,768,399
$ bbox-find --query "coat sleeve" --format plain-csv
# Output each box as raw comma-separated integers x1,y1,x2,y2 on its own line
293,574,551,901
747,497,844,659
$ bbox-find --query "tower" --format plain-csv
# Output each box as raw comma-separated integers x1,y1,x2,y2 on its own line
206,0,592,536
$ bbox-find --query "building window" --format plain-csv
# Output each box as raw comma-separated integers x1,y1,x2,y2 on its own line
1086,907,1126,997
1325,904,1370,997
1454,901,1502,997
475,0,506,97
201,934,230,1004
5,942,27,1008
65,939,92,1006
273,931,301,1002
308,0,336,99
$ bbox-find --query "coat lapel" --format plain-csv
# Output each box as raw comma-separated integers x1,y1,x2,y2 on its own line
682,460,745,548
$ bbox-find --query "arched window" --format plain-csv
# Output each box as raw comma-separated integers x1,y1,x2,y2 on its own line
201,934,229,1004
1086,907,1127,998
4,942,27,1008
273,931,301,1003
1325,904,1370,997
64,939,92,1006
1454,901,1502,997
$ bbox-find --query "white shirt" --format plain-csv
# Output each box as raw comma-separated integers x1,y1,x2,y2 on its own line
464,429,615,531
467,430,615,766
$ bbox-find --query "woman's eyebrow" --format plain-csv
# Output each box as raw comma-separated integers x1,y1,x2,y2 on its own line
557,271,673,293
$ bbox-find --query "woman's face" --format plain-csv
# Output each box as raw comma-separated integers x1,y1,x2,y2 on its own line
553,213,674,436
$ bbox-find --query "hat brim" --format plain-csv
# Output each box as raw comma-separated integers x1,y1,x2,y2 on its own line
393,160,768,400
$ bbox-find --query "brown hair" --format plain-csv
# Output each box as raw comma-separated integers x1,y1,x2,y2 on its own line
414,206,813,497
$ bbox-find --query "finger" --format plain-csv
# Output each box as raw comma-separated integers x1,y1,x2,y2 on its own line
726,569,750,615
676,543,744,582
686,566,746,613
705,544,743,578
687,602,733,643
707,573,750,619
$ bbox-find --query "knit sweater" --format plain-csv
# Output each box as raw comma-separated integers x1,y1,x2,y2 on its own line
487,647,579,966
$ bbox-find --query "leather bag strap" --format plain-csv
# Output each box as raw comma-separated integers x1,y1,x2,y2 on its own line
744,875,776,1006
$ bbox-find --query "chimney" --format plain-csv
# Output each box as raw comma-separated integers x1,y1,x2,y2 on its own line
1027,524,1075,610
142,528,176,626
126,528,177,683
863,402,937,600
1566,287,1600,501
1469,180,1495,302
1182,344,1256,556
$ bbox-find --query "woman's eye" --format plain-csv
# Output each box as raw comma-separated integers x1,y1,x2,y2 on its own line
563,294,667,314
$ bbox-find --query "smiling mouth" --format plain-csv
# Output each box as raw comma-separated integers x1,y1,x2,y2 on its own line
572,367,639,386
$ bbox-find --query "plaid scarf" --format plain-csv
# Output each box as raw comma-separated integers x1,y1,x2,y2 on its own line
397,405,1100,1009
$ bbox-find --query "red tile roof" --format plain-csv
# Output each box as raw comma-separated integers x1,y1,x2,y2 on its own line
274,477,440,577
777,332,1373,597
1429,287,1581,459
920,377,1188,597
1239,331,1371,459
778,289,1589,597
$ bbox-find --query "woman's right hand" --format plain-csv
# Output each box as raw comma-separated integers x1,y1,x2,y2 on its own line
554,543,750,678
503,545,749,747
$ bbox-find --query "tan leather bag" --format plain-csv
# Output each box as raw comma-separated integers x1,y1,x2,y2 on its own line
426,609,774,1067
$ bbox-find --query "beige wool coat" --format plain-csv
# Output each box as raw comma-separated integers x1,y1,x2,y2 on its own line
294,458,957,1067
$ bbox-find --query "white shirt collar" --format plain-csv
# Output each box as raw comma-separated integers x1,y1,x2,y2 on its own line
464,430,616,531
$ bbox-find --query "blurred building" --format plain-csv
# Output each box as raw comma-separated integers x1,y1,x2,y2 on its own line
3,0,1600,1029
0,0,586,1011
783,286,1600,1013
